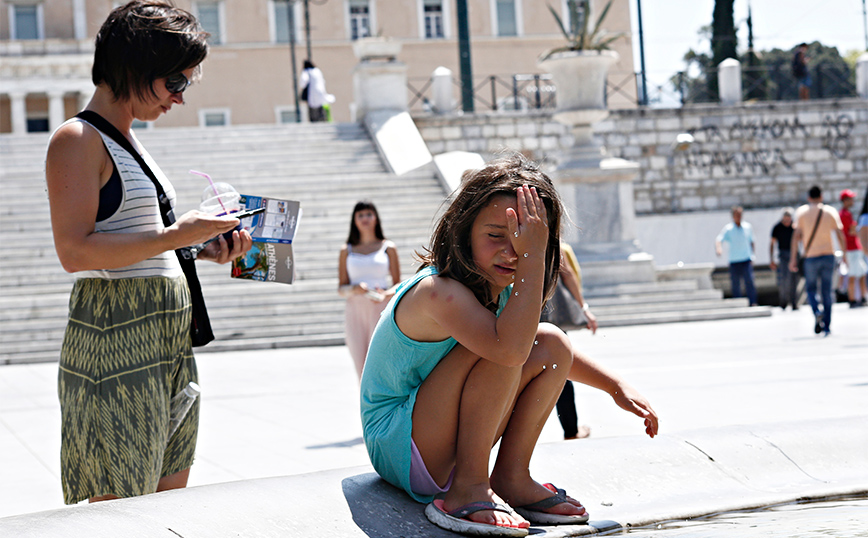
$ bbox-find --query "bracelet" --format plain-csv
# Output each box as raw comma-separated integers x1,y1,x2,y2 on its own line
582,303,590,312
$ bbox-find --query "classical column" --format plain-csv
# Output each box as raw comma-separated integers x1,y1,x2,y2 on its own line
73,0,87,40
9,92,27,134
48,91,66,131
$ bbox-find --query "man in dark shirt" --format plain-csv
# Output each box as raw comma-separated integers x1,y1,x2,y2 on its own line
770,207,799,309
793,43,810,100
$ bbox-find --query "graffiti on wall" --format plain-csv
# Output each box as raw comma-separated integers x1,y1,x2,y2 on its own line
680,114,854,175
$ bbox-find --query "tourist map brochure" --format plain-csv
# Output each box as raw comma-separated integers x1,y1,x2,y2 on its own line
230,194,301,284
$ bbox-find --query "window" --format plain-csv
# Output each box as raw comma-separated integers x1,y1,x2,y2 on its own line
567,0,586,36
196,2,223,44
26,117,49,133
495,0,518,37
423,0,444,39
11,4,42,40
273,0,301,44
200,109,230,127
348,0,371,40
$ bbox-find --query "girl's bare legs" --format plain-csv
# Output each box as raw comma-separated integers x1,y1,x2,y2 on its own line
413,344,527,528
88,468,190,503
490,324,587,517
413,324,585,526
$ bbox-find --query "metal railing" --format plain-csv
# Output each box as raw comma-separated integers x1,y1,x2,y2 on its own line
407,73,557,114
676,64,858,105
407,63,858,115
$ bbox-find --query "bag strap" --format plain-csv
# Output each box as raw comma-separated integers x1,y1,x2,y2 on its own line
75,111,214,347
803,206,824,257
75,110,178,227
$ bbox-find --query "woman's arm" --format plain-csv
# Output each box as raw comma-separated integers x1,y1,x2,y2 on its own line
380,243,402,298
46,122,240,273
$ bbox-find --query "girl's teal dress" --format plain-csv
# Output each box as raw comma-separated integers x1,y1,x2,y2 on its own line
360,266,511,502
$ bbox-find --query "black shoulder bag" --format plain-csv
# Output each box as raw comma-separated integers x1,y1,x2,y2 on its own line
76,111,215,347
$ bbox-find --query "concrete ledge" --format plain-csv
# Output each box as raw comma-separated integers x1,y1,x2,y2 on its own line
2,416,865,537
364,110,433,176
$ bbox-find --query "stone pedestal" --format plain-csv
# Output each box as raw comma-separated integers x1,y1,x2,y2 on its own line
540,51,651,281
352,38,408,121
554,157,651,272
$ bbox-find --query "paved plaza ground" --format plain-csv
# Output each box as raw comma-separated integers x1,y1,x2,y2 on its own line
1,303,865,528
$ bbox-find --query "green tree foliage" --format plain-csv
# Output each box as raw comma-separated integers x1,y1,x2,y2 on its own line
709,0,736,100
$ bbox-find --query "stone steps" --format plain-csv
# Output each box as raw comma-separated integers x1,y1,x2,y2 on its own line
0,122,447,364
0,120,771,365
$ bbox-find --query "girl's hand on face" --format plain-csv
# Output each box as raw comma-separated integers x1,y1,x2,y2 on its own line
506,185,548,259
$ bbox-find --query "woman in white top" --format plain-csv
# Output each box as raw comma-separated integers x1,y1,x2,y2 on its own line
338,201,401,378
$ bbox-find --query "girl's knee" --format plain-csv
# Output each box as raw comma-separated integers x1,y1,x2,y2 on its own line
528,324,572,375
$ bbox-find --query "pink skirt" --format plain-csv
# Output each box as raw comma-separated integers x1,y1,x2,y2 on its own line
345,294,388,378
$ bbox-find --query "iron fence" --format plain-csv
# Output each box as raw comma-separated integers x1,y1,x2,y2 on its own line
407,62,859,115
407,73,557,114
676,63,858,105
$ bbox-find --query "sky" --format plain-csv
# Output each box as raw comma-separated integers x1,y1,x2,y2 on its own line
627,0,868,103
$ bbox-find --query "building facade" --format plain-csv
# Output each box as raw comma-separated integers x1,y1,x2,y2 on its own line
0,0,637,133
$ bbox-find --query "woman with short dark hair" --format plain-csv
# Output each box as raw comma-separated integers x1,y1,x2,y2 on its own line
45,1,252,504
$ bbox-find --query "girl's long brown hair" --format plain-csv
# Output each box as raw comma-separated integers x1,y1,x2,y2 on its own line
419,154,563,312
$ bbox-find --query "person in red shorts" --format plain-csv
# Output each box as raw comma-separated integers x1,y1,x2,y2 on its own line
839,189,868,307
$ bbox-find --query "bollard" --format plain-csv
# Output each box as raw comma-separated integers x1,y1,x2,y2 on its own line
718,58,742,106
857,52,868,99
431,66,454,114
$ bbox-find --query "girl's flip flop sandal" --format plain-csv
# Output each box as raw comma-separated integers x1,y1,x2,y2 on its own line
513,483,590,525
425,498,529,537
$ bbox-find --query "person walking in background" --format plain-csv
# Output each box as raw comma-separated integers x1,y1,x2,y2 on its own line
793,43,810,100
715,206,758,306
338,201,400,379
838,189,867,307
45,1,252,505
769,207,799,310
299,59,333,123
858,188,868,282
789,186,847,336
547,242,597,440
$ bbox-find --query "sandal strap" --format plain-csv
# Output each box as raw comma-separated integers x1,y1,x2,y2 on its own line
449,501,516,518
516,484,569,511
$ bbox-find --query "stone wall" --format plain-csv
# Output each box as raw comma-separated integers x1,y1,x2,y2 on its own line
414,98,868,215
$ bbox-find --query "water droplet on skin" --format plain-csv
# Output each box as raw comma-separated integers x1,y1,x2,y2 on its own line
524,253,528,258
511,275,515,280
542,365,546,369
534,340,538,345
521,279,525,282
514,292,519,296
552,364,557,369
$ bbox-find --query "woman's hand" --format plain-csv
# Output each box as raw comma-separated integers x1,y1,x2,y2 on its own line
196,228,253,264
168,210,241,248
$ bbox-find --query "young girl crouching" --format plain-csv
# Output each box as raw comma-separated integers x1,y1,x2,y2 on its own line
360,155,658,537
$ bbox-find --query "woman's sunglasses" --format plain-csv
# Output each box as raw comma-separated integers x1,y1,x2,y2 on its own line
165,73,191,94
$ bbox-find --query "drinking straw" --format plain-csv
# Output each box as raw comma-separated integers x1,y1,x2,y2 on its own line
189,169,227,214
